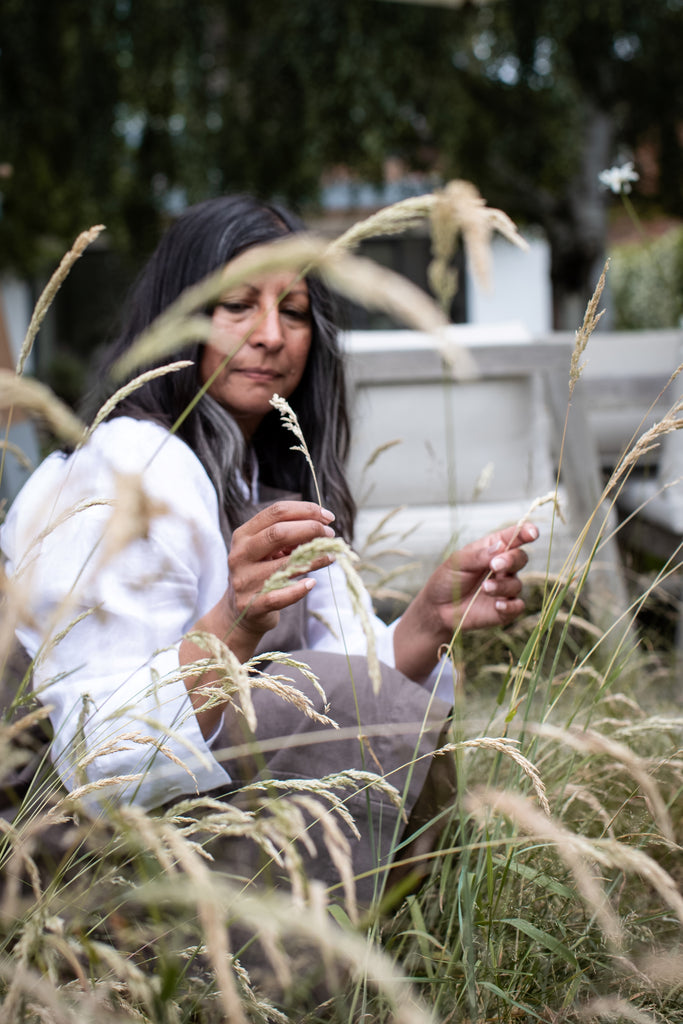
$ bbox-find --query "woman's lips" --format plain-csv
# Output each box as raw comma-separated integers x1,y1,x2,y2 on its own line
234,368,279,381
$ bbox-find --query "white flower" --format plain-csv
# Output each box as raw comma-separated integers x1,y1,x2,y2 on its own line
598,161,640,195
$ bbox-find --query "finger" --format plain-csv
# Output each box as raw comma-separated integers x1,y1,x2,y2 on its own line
246,518,337,563
252,576,318,615
497,522,539,550
492,596,526,620
230,547,334,608
448,523,537,574
239,500,335,537
489,547,529,575
483,574,523,599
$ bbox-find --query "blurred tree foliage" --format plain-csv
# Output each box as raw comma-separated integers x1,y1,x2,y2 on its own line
0,0,681,324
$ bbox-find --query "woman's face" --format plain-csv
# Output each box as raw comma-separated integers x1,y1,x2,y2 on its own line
200,270,312,440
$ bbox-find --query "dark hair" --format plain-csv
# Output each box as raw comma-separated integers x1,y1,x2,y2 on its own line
87,195,355,541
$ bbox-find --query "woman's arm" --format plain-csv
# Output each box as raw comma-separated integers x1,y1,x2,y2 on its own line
392,523,539,683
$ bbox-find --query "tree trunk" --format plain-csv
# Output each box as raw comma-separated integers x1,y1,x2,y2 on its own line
547,103,614,330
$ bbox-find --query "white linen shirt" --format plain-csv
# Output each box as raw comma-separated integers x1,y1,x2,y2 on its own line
1,418,452,812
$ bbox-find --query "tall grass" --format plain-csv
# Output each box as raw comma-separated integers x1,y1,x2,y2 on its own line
0,182,681,1023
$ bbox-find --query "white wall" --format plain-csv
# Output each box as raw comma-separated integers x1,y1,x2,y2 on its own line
466,231,552,335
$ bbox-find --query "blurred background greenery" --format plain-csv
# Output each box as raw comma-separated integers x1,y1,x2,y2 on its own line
1,0,682,404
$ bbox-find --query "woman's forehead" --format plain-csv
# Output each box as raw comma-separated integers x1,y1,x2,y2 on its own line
225,270,309,296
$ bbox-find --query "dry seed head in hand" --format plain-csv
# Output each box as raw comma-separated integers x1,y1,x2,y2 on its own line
261,537,383,694
266,396,385,690
269,393,321,505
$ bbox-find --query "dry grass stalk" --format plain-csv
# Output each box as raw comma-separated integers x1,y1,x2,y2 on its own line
638,951,683,988
359,438,403,478
561,783,616,837
226,883,435,1024
328,194,437,253
185,637,337,730
328,179,528,308
0,439,34,472
113,234,447,380
576,995,662,1023
181,628,257,730
14,498,112,566
288,793,359,922
470,460,494,501
86,359,193,436
0,370,85,446
75,730,198,786
230,959,291,1024
322,247,447,335
458,737,551,815
16,225,105,377
467,787,625,947
606,395,683,495
520,488,566,525
153,815,249,1024
80,937,169,1015
0,961,94,1024
162,795,292,869
64,773,144,803
3,702,53,742
34,607,101,668
246,671,337,727
429,180,528,309
531,723,675,844
569,259,609,397
250,650,330,709
97,471,170,568
589,839,683,927
243,768,404,834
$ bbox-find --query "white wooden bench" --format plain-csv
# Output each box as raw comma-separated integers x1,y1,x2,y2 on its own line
344,325,628,630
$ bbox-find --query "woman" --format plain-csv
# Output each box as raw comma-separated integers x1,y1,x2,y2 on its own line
1,194,537,901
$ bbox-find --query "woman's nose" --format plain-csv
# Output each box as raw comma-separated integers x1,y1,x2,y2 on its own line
248,305,284,349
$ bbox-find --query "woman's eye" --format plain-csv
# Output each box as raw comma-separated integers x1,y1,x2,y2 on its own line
217,301,250,315
281,307,310,322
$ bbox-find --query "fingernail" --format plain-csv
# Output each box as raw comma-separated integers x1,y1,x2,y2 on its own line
304,578,316,591
495,599,507,611
491,555,506,572
320,507,335,523
527,524,539,540
483,579,496,593
323,525,335,537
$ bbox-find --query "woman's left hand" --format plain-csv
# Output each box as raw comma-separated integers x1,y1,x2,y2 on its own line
393,522,538,682
426,522,538,633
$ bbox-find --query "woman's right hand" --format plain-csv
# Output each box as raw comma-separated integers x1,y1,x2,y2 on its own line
226,500,337,641
181,500,336,737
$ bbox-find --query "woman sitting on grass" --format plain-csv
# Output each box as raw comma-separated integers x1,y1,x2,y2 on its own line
1,194,537,901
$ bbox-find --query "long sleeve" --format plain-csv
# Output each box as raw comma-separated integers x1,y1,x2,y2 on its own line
1,419,232,811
